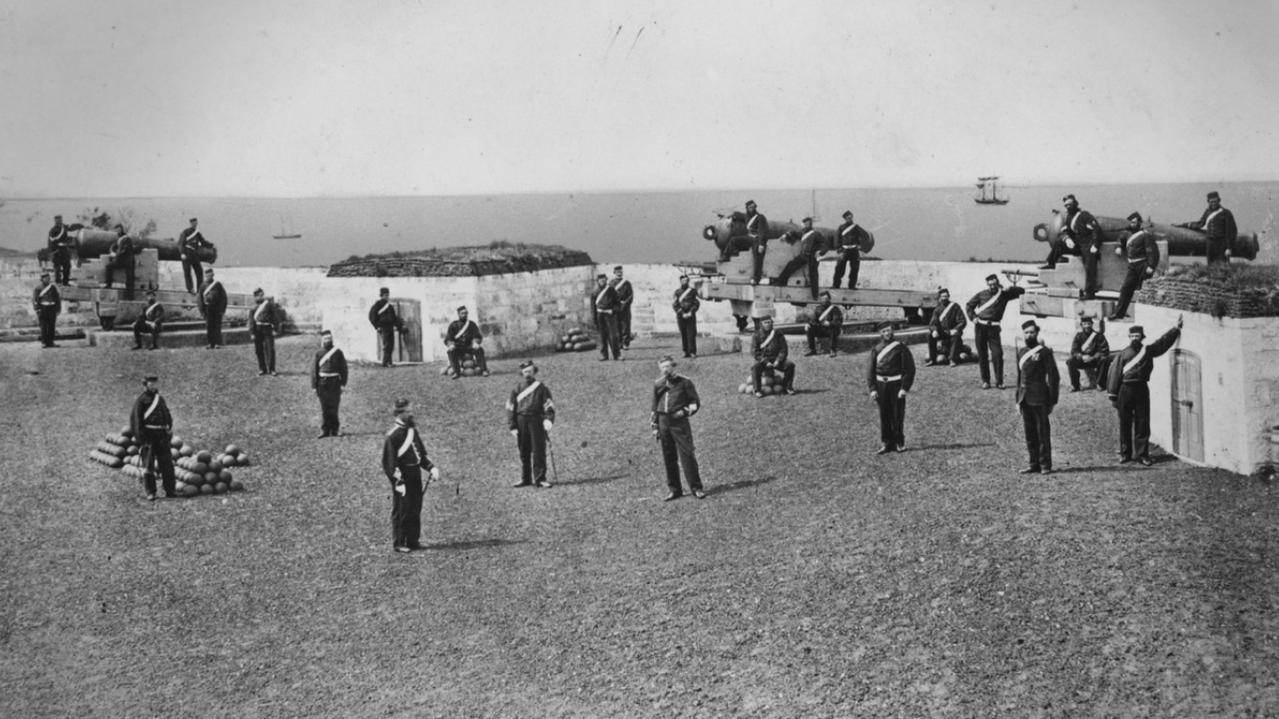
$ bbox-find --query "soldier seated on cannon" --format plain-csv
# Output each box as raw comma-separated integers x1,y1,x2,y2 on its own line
445,306,489,378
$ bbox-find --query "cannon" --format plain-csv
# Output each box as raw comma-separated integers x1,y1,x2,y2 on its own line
1032,211,1257,260
702,211,874,260
73,228,218,263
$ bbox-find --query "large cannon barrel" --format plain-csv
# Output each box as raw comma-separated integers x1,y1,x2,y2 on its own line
74,229,217,263
703,212,873,258
1032,212,1258,260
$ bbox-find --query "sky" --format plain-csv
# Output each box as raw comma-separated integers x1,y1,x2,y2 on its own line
2,0,1278,198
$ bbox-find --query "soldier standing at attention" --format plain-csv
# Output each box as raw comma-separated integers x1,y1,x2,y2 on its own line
1041,195,1102,298
1107,317,1183,466
312,330,349,438
773,217,822,299
250,288,281,376
105,224,136,298
926,287,967,366
867,321,915,454
652,355,706,501
507,360,555,488
178,217,213,293
1065,316,1109,392
744,200,770,285
132,290,164,350
1110,212,1161,320
804,290,843,357
32,271,61,348
47,215,75,285
130,375,176,501
197,268,227,349
751,316,796,397
611,265,635,350
673,274,700,358
832,210,865,290
444,305,489,378
1179,190,1237,265
368,287,404,368
592,273,622,361
382,399,439,553
965,274,1025,390
1015,320,1060,475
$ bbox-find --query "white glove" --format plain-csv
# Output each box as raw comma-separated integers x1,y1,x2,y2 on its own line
429,467,440,481
1064,237,1076,250
1144,267,1154,277
931,330,939,338
869,390,878,400
1090,245,1099,254
898,389,908,399
394,482,406,496
542,420,553,432
510,429,518,438
1114,247,1124,256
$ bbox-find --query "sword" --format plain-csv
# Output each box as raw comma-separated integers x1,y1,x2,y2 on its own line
547,434,559,484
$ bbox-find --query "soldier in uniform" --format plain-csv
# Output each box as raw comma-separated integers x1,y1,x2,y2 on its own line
611,265,635,350
32,272,61,348
311,330,349,438
964,274,1025,390
1041,195,1102,298
368,287,405,368
444,305,489,378
104,225,137,298
744,200,770,285
250,288,281,376
47,215,74,285
926,287,967,366
1110,212,1161,319
130,375,176,501
197,268,227,349
773,217,822,299
592,273,622,361
381,399,439,553
132,290,164,350
652,355,705,501
804,290,843,357
506,360,555,488
672,274,700,358
867,321,915,454
178,217,213,293
1015,320,1060,475
1107,317,1183,466
1179,190,1237,264
751,316,796,397
1065,316,1109,391
832,210,866,289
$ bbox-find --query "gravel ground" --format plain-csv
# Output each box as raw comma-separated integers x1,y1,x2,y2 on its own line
1,335,1277,718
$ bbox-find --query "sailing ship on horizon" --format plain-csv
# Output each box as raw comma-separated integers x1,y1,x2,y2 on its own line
974,176,1010,206
272,214,302,240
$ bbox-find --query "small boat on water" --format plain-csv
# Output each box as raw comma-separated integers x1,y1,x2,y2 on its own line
272,215,302,240
974,176,1009,206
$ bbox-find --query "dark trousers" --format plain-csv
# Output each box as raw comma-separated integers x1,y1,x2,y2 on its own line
832,250,860,288
805,323,841,353
677,313,698,356
775,255,818,297
596,312,621,359
253,327,276,372
1206,239,1228,264
391,467,424,548
657,415,702,494
205,311,223,347
182,258,202,293
1117,383,1152,460
973,322,1003,385
105,257,136,298
1044,239,1074,267
52,249,72,284
751,240,766,284
132,318,161,348
317,380,342,435
1082,248,1100,297
1020,403,1052,469
140,436,176,496
1066,356,1104,390
448,345,488,375
876,379,907,447
618,306,633,348
37,308,58,346
516,415,548,484
1112,262,1148,318
376,326,396,366
753,360,795,392
927,329,962,364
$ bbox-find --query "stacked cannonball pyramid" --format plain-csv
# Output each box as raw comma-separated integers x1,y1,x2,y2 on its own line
737,370,787,395
437,357,485,377
89,427,251,497
556,327,597,352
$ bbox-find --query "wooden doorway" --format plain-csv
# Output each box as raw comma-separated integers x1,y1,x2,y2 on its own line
1170,349,1204,462
394,299,423,363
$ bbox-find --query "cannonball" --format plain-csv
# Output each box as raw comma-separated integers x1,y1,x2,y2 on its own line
204,471,219,484
236,452,250,466
196,450,212,463
170,436,183,448
218,469,232,483
192,462,208,476
199,483,215,495
440,365,451,375
208,459,223,473
174,481,188,494
170,448,181,458
126,445,139,456
120,425,133,437
213,482,228,495
737,382,748,393
185,472,203,486
225,443,240,455
182,484,199,497
179,446,194,458
462,359,475,369
229,479,245,492
109,457,123,468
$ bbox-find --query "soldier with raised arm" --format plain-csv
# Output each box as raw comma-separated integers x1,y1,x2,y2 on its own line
965,274,1025,390
1107,317,1183,466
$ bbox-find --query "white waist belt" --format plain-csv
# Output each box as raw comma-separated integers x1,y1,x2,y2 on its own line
319,372,340,377
876,374,903,382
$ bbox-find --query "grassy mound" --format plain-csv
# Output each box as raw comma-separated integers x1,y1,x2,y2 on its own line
328,241,593,277
1137,263,1279,318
